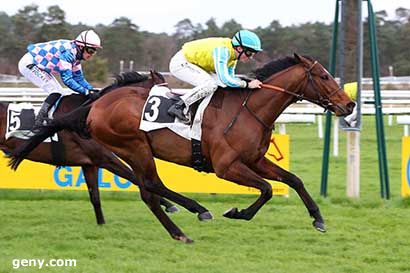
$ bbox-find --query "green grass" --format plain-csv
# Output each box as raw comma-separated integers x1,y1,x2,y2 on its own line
0,116,409,273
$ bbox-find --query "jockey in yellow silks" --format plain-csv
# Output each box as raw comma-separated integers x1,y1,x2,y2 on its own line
168,30,263,123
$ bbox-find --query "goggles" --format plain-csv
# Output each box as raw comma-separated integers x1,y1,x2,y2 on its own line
244,48,257,58
85,47,97,55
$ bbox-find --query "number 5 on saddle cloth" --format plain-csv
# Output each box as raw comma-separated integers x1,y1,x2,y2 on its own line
6,103,58,141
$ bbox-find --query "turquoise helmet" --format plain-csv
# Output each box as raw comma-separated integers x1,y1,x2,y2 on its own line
232,30,262,52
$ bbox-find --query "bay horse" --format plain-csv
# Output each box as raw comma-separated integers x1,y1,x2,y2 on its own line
1,71,177,225
9,54,355,243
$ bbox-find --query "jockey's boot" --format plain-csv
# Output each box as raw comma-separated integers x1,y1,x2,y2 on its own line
31,102,52,133
167,100,189,123
31,93,61,133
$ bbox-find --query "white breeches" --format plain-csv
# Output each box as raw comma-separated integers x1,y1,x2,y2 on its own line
169,50,219,106
18,53,71,96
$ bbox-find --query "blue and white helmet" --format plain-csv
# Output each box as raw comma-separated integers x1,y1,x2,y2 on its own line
232,30,262,52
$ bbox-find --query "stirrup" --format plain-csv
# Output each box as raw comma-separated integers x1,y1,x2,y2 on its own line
168,106,189,123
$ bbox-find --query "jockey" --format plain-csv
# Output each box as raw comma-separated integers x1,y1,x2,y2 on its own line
168,29,263,123
18,29,102,131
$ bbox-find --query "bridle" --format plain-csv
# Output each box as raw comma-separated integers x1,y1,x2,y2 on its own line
224,60,345,134
261,61,343,111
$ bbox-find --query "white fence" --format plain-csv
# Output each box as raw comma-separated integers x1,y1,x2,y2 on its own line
1,87,410,138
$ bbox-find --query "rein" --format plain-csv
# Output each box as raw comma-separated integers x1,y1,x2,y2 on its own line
223,60,344,135
261,61,343,111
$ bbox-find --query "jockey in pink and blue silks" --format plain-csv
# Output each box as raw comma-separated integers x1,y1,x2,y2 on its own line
167,30,263,123
18,29,102,131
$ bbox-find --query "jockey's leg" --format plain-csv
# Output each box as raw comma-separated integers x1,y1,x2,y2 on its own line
33,93,62,128
18,52,64,131
168,50,217,122
168,80,217,122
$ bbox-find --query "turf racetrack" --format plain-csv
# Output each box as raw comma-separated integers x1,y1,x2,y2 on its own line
0,116,408,273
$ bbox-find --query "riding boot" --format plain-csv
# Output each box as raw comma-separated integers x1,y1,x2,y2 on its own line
167,99,189,123
32,93,61,133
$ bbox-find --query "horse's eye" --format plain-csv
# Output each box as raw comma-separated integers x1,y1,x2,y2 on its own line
320,75,329,80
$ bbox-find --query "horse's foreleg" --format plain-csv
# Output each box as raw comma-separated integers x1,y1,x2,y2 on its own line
251,157,325,232
219,160,273,220
82,165,105,225
139,187,193,243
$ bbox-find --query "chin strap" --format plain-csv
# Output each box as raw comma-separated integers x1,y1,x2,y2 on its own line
75,45,85,60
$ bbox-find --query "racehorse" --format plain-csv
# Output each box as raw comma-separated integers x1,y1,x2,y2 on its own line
9,54,355,243
1,71,177,225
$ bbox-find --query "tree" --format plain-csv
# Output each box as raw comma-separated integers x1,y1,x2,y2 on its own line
12,4,43,42
201,18,221,37
82,56,109,84
173,19,197,39
220,19,242,37
100,17,142,74
0,12,17,73
38,5,70,41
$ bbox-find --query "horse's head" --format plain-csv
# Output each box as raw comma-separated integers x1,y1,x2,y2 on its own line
292,53,355,116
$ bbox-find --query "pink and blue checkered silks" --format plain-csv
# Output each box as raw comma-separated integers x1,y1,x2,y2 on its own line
27,39,93,94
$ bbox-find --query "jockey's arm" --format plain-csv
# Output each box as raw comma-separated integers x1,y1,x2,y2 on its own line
60,69,89,95
213,47,247,88
72,64,94,91
59,52,91,95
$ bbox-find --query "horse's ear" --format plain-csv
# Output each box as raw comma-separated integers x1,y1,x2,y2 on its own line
150,69,166,84
294,53,302,62
150,70,155,80
294,53,310,66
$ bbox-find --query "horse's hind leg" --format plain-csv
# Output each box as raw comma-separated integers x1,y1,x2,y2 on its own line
82,165,105,225
139,187,193,243
160,198,179,213
251,156,325,232
109,139,212,221
97,150,179,213
77,138,179,214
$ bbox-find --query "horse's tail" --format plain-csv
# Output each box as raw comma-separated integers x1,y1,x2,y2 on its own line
8,105,92,170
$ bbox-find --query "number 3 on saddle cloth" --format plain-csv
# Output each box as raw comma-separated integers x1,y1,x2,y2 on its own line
6,103,58,142
140,85,213,141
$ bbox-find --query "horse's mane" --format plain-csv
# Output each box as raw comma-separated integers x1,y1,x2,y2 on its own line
255,55,314,81
100,71,150,95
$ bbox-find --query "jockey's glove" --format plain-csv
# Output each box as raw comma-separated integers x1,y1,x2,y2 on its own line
87,90,101,101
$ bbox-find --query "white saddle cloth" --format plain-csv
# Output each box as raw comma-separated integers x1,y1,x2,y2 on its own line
139,85,213,141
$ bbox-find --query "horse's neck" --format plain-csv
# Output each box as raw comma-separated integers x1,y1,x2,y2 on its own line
250,75,302,129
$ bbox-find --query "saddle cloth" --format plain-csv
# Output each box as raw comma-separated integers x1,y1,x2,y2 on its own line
6,103,58,141
139,85,213,141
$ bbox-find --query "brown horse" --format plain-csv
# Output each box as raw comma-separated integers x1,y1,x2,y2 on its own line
1,71,177,225
9,54,354,243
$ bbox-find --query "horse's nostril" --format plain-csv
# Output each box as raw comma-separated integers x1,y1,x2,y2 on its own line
347,102,356,114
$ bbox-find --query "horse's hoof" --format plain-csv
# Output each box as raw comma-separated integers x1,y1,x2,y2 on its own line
312,220,326,233
165,205,180,214
198,211,213,221
223,207,239,219
174,235,194,244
